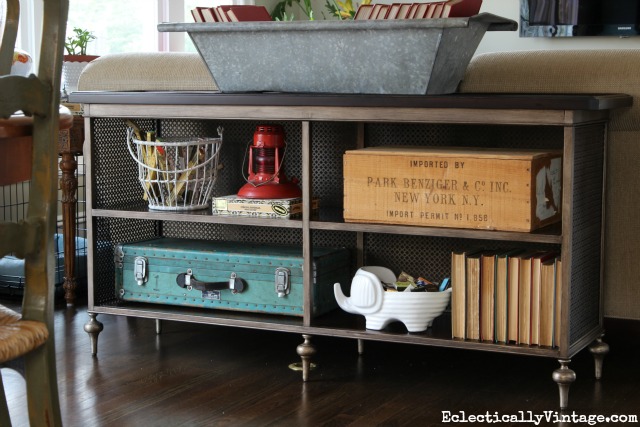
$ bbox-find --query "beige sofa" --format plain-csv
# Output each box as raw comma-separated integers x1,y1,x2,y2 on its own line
460,50,640,320
79,49,639,320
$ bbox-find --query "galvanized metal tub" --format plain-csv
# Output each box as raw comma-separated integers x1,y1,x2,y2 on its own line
158,14,517,95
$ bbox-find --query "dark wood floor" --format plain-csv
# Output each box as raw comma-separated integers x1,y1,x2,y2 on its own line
3,298,640,426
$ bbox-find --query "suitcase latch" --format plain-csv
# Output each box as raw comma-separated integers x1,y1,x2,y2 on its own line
275,267,290,298
134,256,148,286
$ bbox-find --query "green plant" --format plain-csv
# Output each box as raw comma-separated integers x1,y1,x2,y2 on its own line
271,0,370,21
64,27,96,55
325,0,370,19
272,0,315,21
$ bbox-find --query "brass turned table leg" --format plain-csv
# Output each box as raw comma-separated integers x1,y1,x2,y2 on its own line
59,151,78,305
589,335,609,380
84,313,104,356
552,359,576,409
296,334,317,381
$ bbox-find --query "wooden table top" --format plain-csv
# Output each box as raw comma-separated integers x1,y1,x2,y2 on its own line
69,91,633,111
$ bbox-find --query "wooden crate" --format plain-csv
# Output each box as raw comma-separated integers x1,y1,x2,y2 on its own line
343,146,563,232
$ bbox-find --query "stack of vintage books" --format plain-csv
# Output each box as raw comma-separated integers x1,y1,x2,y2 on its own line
451,249,562,348
354,0,482,20
191,5,272,22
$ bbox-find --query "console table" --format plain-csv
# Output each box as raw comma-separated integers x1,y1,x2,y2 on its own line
70,91,632,408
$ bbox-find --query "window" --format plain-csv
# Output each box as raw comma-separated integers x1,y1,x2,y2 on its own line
66,0,203,54
67,0,159,54
18,0,248,60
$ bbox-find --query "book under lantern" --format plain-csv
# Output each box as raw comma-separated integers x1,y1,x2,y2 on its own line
212,195,319,219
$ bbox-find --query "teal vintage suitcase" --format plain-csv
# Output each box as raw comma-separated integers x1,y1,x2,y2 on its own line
115,237,351,317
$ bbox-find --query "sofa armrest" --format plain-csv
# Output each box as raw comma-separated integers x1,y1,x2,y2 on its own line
460,49,639,132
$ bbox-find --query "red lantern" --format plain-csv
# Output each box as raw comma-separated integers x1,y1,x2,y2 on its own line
237,124,302,199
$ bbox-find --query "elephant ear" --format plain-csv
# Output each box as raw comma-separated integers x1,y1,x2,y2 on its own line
349,269,384,314
361,266,396,284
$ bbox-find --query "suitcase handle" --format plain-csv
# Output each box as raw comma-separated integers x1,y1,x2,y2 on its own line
176,270,245,294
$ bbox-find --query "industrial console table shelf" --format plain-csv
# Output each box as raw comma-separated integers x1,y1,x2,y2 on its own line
70,91,632,409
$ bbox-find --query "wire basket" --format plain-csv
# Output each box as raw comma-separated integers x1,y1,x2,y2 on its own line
126,127,223,211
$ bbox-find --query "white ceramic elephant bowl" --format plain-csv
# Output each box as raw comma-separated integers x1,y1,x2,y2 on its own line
334,266,451,333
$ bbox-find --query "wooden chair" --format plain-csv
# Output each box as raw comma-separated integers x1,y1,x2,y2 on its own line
0,0,68,425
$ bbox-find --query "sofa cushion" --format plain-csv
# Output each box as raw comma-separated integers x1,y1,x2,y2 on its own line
78,52,218,92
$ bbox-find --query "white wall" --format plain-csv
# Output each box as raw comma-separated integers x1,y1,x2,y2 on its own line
477,0,640,54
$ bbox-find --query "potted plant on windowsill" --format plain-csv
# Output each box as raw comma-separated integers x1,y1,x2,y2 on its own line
62,27,98,98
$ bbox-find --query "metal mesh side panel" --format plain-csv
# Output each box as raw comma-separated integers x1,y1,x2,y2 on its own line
568,123,605,346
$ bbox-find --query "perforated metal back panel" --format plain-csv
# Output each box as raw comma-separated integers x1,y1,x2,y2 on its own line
362,234,558,285
311,122,355,210
92,118,149,209
365,123,563,150
93,217,159,304
350,123,562,280
92,119,329,305
90,117,598,349
92,119,303,208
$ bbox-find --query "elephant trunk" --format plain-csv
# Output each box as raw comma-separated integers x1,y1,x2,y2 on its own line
334,283,359,314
